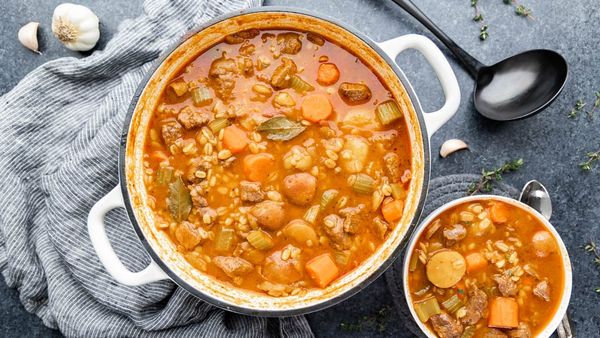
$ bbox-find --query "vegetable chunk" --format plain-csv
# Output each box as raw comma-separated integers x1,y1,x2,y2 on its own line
488,297,519,329
301,94,333,122
305,253,339,288
426,250,466,288
223,125,249,153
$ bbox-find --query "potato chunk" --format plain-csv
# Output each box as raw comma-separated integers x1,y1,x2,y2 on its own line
426,250,466,288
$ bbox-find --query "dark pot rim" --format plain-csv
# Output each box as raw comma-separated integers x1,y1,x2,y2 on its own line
118,6,431,317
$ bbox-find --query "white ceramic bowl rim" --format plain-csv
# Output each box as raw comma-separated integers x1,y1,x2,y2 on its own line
402,195,572,338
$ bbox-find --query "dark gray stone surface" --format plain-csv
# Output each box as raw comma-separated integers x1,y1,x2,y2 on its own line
1,0,598,337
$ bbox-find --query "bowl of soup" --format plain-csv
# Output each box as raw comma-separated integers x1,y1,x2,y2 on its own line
87,7,461,315
403,196,571,338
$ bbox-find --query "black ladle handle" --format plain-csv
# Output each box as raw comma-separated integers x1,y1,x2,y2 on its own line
390,0,484,78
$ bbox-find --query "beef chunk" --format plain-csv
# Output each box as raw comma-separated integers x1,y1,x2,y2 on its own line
251,200,286,230
223,29,260,44
338,82,372,104
282,173,317,206
508,322,531,338
443,224,467,245
240,180,264,202
484,329,508,338
430,312,463,338
339,205,365,234
161,120,183,145
238,42,255,56
174,221,208,250
237,56,254,77
461,287,488,325
185,158,211,184
213,256,253,278
306,32,325,46
277,32,302,55
493,273,518,297
533,280,551,302
372,217,390,239
383,152,402,182
177,106,211,129
208,54,238,101
369,130,398,149
270,57,297,89
322,214,350,250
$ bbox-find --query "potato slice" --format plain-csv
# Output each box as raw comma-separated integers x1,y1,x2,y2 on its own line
282,219,318,245
426,250,466,288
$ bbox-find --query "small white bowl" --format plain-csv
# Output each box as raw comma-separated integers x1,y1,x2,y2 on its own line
402,195,572,338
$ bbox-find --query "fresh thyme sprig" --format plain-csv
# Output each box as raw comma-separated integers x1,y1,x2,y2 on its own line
587,92,600,118
583,242,600,293
468,159,524,195
503,0,535,19
471,0,489,40
580,150,600,171
339,306,391,333
569,92,600,119
568,100,586,118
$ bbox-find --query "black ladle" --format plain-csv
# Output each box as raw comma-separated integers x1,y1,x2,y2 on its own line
391,0,568,121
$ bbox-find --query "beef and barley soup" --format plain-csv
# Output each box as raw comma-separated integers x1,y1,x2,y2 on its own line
407,200,564,338
142,29,413,296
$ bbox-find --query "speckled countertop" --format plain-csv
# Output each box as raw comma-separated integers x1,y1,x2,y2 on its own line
1,0,598,337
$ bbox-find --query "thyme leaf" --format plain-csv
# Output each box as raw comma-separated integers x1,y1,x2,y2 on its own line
583,242,600,293
568,99,586,118
503,0,535,19
339,305,391,333
468,159,524,195
580,151,600,171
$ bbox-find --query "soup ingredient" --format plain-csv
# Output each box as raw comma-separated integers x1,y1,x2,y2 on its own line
52,3,100,51
282,173,317,206
462,287,488,325
464,252,488,273
290,75,315,93
213,256,253,278
376,100,404,125
426,250,466,288
490,202,510,224
579,150,600,171
262,245,303,284
508,322,532,338
282,219,318,244
168,177,192,222
488,297,519,329
439,139,469,158
381,199,404,223
222,125,249,153
243,153,275,182
348,173,376,194
430,312,463,338
246,230,274,250
191,85,213,106
414,297,442,322
532,230,557,257
214,228,235,252
18,22,41,54
441,294,464,314
271,57,297,89
251,200,286,230
306,253,339,287
467,159,524,195
277,32,302,55
256,116,306,141
533,280,550,302
320,189,339,210
301,94,333,122
317,63,340,86
338,82,372,104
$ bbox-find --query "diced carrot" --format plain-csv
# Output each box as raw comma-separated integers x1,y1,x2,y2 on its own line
305,253,339,288
490,203,510,224
382,200,404,223
488,297,519,329
465,252,488,273
243,153,275,182
317,63,340,86
301,94,333,122
222,125,249,154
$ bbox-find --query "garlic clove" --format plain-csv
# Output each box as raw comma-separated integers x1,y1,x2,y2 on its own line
440,139,469,158
52,3,100,52
18,22,41,54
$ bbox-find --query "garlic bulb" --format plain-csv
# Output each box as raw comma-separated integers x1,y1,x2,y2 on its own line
52,3,100,51
18,22,41,54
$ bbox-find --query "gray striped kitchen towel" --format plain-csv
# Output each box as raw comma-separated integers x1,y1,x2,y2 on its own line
0,0,313,336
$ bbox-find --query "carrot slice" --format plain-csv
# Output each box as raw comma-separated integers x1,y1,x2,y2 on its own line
301,94,333,122
465,252,488,273
305,253,339,288
243,153,275,182
488,297,519,329
222,125,249,154
490,203,510,224
382,200,404,223
317,63,340,86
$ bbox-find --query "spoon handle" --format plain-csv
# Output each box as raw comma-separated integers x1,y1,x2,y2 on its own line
389,0,484,78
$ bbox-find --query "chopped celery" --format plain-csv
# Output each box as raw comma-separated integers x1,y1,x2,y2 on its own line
376,100,403,125
320,189,339,211
413,297,441,323
290,75,314,93
347,173,375,194
191,84,212,106
303,205,320,224
413,285,431,296
208,118,231,134
246,230,274,250
409,252,419,272
214,227,235,252
442,294,464,313
334,250,351,266
156,167,173,185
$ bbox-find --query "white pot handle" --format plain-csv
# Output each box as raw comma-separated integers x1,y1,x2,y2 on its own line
378,34,460,138
87,185,169,285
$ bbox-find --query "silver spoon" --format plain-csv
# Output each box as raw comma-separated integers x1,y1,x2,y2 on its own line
390,0,568,121
519,180,572,338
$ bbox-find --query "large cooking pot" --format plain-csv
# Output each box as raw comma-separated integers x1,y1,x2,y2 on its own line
87,7,460,316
